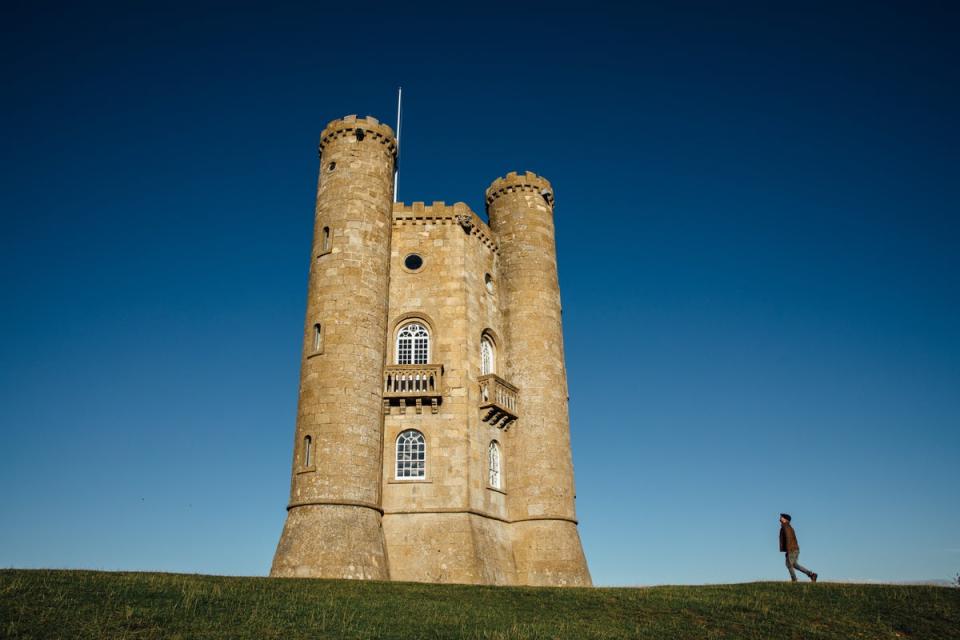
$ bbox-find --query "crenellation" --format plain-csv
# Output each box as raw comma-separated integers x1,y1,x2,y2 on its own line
393,202,498,253
319,115,398,156
485,171,555,208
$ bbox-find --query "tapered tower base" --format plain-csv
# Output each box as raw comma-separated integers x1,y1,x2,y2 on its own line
512,520,592,586
270,505,389,580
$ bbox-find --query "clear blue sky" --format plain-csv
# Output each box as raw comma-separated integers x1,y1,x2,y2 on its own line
1,1,957,586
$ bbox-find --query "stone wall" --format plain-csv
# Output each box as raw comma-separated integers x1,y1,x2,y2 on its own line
382,203,515,583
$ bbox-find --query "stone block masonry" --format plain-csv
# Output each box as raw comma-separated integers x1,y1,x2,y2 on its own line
270,115,590,586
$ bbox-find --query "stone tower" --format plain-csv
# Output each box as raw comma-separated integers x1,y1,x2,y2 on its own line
271,115,396,579
487,173,591,586
271,114,591,586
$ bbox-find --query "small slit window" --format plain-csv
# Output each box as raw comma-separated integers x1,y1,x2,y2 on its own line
322,227,331,252
313,323,323,353
396,430,426,479
303,435,312,468
484,273,494,294
488,441,501,489
396,322,429,365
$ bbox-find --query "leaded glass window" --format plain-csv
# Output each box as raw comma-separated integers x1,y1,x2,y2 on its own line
480,335,495,375
396,430,426,479
397,322,429,365
488,441,501,489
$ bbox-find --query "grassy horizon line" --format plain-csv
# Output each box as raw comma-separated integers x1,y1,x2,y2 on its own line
2,568,958,639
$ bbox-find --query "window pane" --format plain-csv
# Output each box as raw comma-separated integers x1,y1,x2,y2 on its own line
488,441,501,488
397,323,429,365
481,337,494,375
396,430,426,479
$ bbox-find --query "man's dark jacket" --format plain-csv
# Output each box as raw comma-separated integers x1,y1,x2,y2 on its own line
780,522,800,552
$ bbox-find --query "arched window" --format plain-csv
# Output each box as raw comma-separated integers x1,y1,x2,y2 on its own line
480,335,495,375
303,435,312,467
488,441,501,489
396,430,426,479
322,226,331,252
396,322,429,365
313,323,323,352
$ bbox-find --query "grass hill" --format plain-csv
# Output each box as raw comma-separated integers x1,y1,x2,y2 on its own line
1,569,958,639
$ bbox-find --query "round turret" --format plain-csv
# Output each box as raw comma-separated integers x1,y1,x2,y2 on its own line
271,115,397,580
487,170,592,586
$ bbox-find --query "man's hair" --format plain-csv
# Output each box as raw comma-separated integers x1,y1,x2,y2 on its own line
780,513,792,522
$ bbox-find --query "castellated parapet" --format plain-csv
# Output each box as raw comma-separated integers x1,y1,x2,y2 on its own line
270,115,591,586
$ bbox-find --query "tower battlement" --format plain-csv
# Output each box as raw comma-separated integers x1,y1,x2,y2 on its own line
485,171,555,209
393,201,498,253
392,200,472,215
319,115,397,155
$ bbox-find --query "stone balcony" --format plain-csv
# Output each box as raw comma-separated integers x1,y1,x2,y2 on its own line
479,374,518,429
383,364,443,414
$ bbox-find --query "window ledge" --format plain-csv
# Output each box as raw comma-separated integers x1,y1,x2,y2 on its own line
486,486,507,495
388,478,432,484
296,466,316,474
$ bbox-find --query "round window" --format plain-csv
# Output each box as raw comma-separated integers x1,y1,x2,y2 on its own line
404,254,424,271
484,273,494,294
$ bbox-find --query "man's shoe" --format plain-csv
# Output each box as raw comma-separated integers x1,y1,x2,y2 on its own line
811,573,818,583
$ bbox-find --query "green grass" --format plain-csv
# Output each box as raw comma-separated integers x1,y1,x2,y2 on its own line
1,569,958,639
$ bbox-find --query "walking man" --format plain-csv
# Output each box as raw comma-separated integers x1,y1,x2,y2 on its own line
780,513,818,582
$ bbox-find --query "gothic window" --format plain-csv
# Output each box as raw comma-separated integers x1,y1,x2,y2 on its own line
488,441,501,489
303,435,312,468
480,335,495,375
396,430,426,479
396,322,429,365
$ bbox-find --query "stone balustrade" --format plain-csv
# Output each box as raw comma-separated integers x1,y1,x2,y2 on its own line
479,373,518,429
383,364,443,414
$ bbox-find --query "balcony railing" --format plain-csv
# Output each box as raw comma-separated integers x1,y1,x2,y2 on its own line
383,364,443,414
479,374,518,429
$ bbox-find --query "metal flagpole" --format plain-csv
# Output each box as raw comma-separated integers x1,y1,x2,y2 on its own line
393,86,402,203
